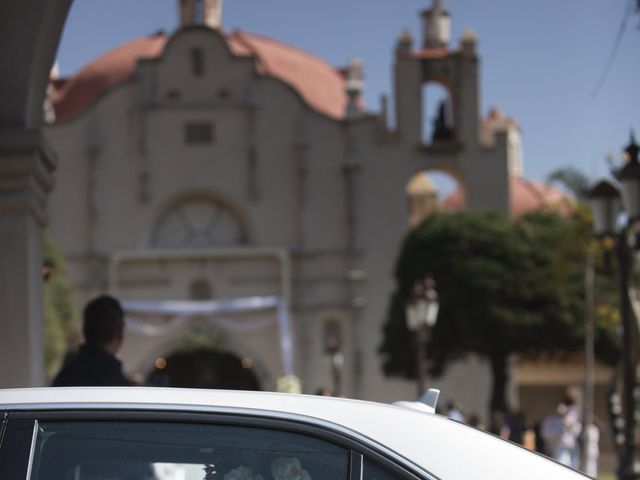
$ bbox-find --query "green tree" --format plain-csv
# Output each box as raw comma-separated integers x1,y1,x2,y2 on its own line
380,210,618,413
43,231,78,378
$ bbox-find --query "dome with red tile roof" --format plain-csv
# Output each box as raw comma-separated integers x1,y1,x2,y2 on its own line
52,29,350,121
52,34,168,121
441,176,574,217
227,31,348,119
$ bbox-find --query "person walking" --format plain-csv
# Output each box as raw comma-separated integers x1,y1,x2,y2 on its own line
541,397,581,467
563,395,582,470
52,295,132,386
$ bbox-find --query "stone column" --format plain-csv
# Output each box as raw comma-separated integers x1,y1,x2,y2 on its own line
0,0,72,387
0,130,56,387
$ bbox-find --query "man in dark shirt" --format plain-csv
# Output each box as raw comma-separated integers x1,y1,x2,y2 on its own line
53,295,131,386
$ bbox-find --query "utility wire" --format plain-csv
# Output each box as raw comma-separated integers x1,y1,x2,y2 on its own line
591,0,635,98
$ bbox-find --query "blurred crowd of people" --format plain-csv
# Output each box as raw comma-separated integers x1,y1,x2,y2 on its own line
440,394,599,476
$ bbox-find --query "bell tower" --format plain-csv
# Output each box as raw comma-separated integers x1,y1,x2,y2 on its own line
394,0,479,146
179,0,223,28
393,1,510,215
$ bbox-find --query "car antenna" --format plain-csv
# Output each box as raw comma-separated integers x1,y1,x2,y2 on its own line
418,388,440,411
392,388,440,414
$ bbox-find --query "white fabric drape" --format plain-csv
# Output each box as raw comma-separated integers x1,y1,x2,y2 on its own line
122,296,294,376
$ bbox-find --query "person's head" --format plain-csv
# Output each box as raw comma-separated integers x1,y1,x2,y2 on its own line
557,402,568,416
467,413,484,429
83,295,125,353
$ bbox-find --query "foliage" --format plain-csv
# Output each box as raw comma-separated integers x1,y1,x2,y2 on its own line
379,209,619,412
546,166,591,201
181,324,228,352
277,375,303,394
43,231,78,378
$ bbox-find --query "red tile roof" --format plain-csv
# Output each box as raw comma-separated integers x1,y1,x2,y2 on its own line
441,176,574,217
51,29,349,121
227,31,348,119
52,34,167,120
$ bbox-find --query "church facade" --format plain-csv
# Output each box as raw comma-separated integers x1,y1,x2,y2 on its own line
44,0,569,408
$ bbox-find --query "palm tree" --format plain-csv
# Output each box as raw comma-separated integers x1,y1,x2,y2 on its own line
546,166,591,203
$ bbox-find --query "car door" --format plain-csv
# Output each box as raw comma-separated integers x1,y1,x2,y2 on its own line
0,409,435,480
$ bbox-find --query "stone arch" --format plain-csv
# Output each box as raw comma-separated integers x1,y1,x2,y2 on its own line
152,349,262,390
405,166,467,226
0,1,72,129
149,191,252,249
133,330,273,390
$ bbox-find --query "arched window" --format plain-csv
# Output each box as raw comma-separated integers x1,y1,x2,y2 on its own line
151,197,248,249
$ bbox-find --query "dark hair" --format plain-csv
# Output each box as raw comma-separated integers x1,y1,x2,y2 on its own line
83,295,124,347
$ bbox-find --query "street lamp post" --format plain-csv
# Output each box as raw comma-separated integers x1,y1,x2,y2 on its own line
406,276,439,396
588,133,640,480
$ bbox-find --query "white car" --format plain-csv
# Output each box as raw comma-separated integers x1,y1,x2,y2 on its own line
0,387,586,480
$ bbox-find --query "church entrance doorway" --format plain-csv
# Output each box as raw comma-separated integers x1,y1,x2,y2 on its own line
148,348,261,390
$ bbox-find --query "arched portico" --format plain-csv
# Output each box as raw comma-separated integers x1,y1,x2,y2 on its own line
0,0,73,387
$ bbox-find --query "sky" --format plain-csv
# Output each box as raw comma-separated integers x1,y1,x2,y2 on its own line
56,0,639,189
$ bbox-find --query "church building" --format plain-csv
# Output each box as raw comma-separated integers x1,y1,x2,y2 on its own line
44,0,570,409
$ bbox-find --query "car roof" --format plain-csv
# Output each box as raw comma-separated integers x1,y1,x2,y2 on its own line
0,387,585,480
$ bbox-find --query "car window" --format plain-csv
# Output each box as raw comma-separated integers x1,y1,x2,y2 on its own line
0,412,6,443
29,421,349,480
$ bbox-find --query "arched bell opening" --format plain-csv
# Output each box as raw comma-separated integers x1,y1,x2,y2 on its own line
421,82,455,145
